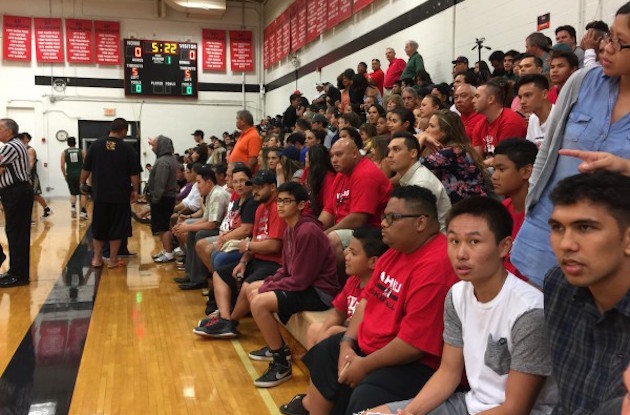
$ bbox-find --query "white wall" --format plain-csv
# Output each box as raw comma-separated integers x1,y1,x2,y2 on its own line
263,0,625,115
3,0,625,197
0,0,264,197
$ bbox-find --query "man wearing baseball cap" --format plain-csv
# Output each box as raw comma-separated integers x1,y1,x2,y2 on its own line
195,169,286,339
191,129,204,144
311,114,335,148
452,56,471,78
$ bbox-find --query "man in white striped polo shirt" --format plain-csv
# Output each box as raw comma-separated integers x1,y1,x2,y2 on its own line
0,118,33,287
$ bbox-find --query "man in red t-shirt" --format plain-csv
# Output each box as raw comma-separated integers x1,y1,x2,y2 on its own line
229,109,262,172
198,169,286,338
297,185,458,415
472,78,527,160
454,84,485,140
368,58,385,95
492,138,538,281
383,47,407,100
319,136,392,270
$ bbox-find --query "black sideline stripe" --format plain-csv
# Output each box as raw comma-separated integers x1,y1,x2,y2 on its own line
0,229,100,415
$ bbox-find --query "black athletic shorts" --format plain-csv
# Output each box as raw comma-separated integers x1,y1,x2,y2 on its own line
92,202,131,241
303,331,435,415
216,258,281,307
150,197,175,233
274,287,329,324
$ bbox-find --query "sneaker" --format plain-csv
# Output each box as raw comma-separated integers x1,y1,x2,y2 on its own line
41,207,52,219
192,317,238,338
79,210,88,220
279,394,308,415
254,360,292,388
249,344,291,362
173,247,184,257
154,252,175,263
197,310,220,327
71,206,77,218
152,250,166,260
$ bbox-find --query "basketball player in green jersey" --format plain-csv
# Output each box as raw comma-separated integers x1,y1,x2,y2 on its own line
61,137,88,219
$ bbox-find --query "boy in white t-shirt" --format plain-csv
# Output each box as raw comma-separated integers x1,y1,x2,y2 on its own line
369,196,557,415
519,74,553,149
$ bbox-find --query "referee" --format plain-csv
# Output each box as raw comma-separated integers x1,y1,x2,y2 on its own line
0,118,34,288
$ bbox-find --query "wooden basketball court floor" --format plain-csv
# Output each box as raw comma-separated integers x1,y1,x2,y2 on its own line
0,200,309,414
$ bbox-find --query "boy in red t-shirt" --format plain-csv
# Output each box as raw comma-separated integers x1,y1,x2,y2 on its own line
280,186,458,415
194,169,286,338
492,138,538,281
305,227,388,349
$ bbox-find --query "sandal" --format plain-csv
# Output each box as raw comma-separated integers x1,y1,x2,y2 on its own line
91,259,104,268
279,394,308,415
107,258,125,269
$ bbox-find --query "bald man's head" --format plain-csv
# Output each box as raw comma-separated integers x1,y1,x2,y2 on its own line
330,138,361,174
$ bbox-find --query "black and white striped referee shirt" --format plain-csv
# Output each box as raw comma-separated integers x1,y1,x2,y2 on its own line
0,137,30,188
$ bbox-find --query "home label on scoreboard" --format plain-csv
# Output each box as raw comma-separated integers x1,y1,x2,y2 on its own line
124,39,198,97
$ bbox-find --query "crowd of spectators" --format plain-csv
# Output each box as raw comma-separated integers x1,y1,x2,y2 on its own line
134,9,630,415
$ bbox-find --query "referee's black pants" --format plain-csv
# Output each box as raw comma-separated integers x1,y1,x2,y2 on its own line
0,182,34,281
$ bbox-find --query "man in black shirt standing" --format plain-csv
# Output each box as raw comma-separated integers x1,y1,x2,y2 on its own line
283,93,302,133
81,118,141,268
0,118,33,287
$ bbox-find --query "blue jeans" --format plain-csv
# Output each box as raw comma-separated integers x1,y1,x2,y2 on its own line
211,250,242,272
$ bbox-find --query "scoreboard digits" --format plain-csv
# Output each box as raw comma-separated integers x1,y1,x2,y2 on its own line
124,39,198,98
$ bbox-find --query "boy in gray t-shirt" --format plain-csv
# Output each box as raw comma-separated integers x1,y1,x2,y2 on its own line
368,197,557,415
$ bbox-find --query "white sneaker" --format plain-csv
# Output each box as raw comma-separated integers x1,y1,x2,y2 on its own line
154,251,175,263
152,250,166,260
173,247,184,257
79,211,88,220
71,207,77,218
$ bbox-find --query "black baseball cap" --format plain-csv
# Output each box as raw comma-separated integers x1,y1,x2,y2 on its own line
452,56,469,65
247,169,277,186
281,146,301,161
191,129,204,137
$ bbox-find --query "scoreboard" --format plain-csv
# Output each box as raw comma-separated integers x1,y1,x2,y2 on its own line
124,39,198,97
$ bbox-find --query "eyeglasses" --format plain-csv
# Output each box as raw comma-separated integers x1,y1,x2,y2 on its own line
381,212,428,226
603,33,630,52
276,198,296,205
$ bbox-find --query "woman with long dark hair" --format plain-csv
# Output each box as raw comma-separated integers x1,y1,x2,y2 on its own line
475,60,492,84
350,74,368,114
418,109,490,204
387,108,416,135
303,144,336,217
367,104,386,125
